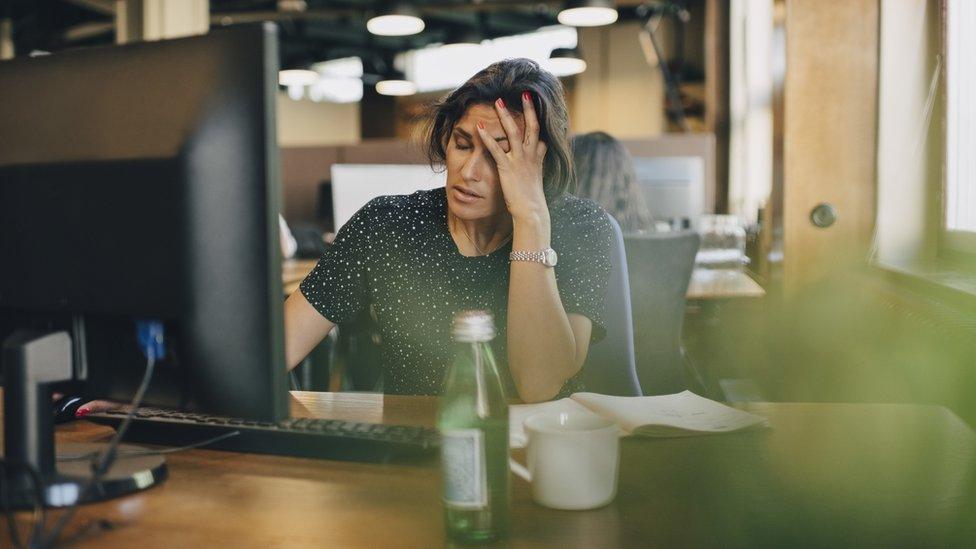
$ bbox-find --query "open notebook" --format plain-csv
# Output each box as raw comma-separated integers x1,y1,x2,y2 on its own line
509,391,769,448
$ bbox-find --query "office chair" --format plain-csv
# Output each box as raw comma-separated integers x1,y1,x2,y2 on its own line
582,215,643,396
623,231,700,395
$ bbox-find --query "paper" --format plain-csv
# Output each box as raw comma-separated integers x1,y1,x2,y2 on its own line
572,391,769,436
507,391,768,447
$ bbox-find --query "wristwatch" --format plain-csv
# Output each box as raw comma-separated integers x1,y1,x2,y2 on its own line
509,248,558,267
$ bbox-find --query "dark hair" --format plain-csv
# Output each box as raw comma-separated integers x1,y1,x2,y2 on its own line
422,58,576,199
571,131,654,232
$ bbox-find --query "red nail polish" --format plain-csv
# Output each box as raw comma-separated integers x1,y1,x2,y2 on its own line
76,408,90,418
477,120,485,130
523,91,531,102
495,98,505,109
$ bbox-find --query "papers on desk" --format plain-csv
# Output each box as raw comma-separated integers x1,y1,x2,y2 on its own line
509,391,769,448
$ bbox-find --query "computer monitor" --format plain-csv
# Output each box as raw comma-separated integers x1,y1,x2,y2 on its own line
0,23,287,506
330,164,446,230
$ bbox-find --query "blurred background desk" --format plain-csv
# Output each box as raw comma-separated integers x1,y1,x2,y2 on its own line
5,392,975,547
686,268,765,301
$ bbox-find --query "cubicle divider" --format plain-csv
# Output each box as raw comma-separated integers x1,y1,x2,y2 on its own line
280,139,428,225
280,134,717,226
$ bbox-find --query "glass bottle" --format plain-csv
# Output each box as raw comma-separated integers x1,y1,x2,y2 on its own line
438,310,510,543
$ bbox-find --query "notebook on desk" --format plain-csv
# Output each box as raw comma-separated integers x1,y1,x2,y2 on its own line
509,391,769,448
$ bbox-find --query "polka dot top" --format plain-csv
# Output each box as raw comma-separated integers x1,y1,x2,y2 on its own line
300,187,613,400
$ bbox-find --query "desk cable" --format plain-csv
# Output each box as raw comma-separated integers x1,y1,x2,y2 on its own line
33,320,163,549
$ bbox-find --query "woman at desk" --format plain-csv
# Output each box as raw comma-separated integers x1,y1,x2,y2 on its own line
286,60,611,404
73,59,610,414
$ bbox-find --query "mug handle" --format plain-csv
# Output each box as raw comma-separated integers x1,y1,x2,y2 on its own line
509,432,531,482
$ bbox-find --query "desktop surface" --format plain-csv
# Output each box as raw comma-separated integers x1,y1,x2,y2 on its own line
4,391,974,547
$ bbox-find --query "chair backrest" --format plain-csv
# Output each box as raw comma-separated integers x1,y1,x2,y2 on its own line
623,231,700,395
583,215,642,396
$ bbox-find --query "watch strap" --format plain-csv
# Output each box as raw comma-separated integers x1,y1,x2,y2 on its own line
509,250,547,263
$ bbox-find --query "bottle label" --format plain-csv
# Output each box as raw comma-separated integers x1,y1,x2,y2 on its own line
441,428,488,509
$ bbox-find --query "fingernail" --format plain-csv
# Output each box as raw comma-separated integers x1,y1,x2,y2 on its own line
76,408,90,418
522,91,531,102
477,120,485,130
495,98,506,110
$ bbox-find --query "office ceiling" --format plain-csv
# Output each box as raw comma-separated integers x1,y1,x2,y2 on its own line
2,0,656,68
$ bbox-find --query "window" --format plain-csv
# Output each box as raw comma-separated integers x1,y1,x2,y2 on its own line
945,0,976,248
399,26,577,93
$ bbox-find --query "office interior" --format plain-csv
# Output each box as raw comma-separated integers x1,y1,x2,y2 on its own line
1,0,975,547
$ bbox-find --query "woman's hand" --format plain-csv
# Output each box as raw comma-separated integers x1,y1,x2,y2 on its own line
476,92,549,223
75,399,126,417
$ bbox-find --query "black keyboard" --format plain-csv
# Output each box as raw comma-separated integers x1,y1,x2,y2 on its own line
89,408,440,464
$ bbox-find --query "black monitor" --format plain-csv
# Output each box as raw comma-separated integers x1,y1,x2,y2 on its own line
0,23,288,506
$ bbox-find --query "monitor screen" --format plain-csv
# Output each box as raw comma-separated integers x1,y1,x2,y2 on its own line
0,24,288,421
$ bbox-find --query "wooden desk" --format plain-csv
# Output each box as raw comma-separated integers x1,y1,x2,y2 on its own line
282,259,318,296
686,268,766,300
5,393,976,547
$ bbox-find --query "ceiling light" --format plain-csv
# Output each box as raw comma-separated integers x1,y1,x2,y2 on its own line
367,4,425,36
545,48,587,77
557,0,618,27
278,69,318,87
376,77,417,96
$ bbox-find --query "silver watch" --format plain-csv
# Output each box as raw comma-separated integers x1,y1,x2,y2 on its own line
509,247,558,267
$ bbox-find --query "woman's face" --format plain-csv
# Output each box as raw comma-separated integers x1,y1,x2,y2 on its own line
445,103,526,221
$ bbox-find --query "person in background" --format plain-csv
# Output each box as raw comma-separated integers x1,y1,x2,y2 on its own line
74,58,612,415
571,131,655,233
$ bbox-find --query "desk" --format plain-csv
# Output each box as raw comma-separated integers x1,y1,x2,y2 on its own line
686,268,766,300
4,393,975,547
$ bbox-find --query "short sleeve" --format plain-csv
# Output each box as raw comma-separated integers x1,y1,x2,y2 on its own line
553,202,613,344
299,200,376,324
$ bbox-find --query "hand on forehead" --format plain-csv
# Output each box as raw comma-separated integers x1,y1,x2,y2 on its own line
462,103,525,140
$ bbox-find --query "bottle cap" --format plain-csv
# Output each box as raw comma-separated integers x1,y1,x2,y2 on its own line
452,310,496,342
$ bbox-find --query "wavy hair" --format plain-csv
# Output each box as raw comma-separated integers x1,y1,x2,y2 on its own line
422,58,576,200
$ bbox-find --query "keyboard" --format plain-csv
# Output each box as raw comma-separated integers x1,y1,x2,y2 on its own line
89,408,440,464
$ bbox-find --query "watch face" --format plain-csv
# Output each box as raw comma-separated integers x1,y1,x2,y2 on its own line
543,248,558,267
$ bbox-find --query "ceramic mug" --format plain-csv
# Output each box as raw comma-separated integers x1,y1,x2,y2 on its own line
509,412,620,510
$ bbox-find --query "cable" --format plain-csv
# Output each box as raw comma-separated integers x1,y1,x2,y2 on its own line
57,430,241,462
35,320,163,548
0,458,47,549
35,355,155,547
117,430,241,457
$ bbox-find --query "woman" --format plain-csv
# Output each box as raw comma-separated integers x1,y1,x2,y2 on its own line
571,131,655,233
76,59,611,415
286,59,612,403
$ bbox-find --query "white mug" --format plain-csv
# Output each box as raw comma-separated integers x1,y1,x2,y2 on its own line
509,412,620,510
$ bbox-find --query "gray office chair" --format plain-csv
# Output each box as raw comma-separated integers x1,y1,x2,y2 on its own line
582,215,642,396
623,231,700,395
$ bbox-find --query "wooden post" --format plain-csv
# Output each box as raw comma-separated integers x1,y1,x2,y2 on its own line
782,0,879,294
115,0,209,44
1,18,13,60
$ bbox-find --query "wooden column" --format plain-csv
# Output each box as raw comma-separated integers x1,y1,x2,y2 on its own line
1,18,13,60
705,0,731,213
115,0,209,44
782,0,879,293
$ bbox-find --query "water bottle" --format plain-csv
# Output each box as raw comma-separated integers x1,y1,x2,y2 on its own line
438,310,510,542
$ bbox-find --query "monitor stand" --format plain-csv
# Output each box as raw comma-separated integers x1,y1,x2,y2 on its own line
2,331,167,509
